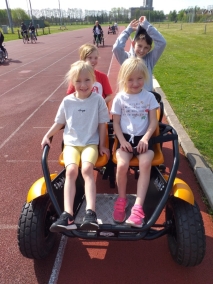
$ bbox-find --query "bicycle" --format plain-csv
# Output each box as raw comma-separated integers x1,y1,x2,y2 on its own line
93,32,104,48
29,31,37,44
0,44,8,63
22,32,29,44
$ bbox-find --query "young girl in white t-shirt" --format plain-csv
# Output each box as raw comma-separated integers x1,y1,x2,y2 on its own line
41,61,109,232
110,57,159,227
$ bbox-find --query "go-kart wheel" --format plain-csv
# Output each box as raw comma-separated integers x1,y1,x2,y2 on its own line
166,196,206,266
18,194,56,259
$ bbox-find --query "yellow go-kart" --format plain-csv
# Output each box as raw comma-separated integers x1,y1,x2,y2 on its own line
17,104,206,266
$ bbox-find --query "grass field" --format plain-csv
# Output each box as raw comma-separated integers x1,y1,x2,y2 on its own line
3,22,213,169
153,22,213,170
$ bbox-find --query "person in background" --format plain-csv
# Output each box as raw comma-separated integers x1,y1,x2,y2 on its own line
93,20,103,44
20,22,29,41
0,30,7,58
112,16,166,91
28,22,37,40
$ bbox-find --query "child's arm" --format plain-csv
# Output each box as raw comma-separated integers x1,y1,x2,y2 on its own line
139,16,166,65
104,94,113,104
113,114,133,153
112,19,139,65
41,122,64,149
137,109,158,153
98,123,110,158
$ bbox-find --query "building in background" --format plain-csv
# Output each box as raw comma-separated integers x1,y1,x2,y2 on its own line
143,0,153,9
130,1,153,19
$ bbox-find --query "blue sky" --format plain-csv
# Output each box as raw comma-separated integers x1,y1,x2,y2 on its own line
1,0,212,14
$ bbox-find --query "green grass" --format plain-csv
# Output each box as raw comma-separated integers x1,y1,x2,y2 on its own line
153,22,213,170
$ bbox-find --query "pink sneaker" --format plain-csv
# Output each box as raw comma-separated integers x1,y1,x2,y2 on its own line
113,197,128,223
126,205,145,227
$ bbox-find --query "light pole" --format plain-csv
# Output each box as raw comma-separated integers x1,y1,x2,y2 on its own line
58,0,62,26
4,0,14,33
28,0,35,26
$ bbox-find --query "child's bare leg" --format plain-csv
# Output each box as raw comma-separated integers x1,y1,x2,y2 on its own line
135,150,154,206
64,163,78,215
81,161,96,211
116,149,132,198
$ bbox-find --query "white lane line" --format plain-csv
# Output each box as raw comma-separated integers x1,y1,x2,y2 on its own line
0,225,17,229
0,80,65,150
48,235,68,284
0,32,93,78
0,46,63,78
0,47,78,98
107,53,114,77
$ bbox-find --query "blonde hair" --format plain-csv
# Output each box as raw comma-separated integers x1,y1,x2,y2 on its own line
117,57,149,92
65,60,95,86
79,43,99,61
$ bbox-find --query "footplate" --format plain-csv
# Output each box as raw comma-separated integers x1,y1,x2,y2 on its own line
75,194,136,225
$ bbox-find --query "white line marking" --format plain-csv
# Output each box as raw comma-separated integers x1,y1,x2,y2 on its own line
0,80,65,150
48,235,68,284
0,38,83,78
107,53,114,77
0,47,78,98
0,225,18,229
33,127,51,128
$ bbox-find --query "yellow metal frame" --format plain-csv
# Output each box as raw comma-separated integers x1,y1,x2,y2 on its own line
27,173,57,203
163,175,194,205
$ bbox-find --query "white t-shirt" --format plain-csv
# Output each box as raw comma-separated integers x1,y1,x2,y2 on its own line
111,89,159,136
95,27,100,34
55,93,109,146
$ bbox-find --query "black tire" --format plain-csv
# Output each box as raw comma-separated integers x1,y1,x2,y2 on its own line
31,35,36,44
166,196,206,266
23,36,28,44
18,194,56,259
5,50,8,59
102,38,104,47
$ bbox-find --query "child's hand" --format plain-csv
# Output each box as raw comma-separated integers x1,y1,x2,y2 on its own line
99,146,110,159
137,138,149,153
129,19,139,31
139,16,146,23
41,136,51,149
120,140,133,153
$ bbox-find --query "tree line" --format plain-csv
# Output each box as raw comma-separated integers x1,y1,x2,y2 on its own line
0,6,212,28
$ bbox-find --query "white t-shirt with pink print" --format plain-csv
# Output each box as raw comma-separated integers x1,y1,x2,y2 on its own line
111,89,159,136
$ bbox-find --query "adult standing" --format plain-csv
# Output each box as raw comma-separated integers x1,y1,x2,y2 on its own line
93,21,103,44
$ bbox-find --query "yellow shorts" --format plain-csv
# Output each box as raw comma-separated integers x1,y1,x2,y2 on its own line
63,144,98,167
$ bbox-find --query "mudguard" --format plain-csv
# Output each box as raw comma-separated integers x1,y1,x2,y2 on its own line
27,174,58,203
163,175,194,205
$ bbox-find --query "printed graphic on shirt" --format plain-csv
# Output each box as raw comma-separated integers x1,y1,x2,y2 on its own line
92,82,103,97
122,101,150,120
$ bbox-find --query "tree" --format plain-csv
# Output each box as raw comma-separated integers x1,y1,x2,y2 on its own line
0,9,8,25
168,10,177,22
11,8,30,26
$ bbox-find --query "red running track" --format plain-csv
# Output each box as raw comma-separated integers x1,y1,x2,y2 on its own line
0,27,213,284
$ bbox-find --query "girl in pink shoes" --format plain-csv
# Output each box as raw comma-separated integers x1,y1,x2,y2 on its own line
110,57,159,227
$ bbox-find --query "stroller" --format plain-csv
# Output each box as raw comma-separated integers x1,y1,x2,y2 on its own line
108,25,116,34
